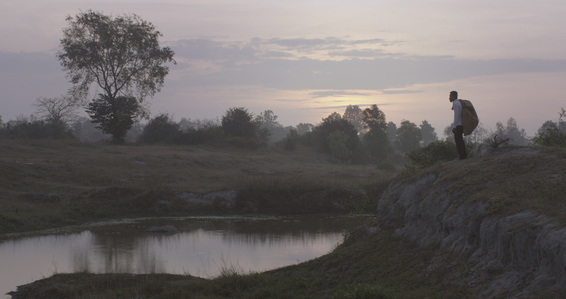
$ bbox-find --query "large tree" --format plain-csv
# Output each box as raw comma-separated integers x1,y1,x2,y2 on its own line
395,120,422,153
343,105,366,135
221,107,258,138
86,95,139,143
363,104,389,161
313,113,358,155
362,105,389,162
419,120,438,146
57,10,175,142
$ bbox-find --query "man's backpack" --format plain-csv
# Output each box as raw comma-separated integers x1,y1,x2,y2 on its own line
459,99,479,136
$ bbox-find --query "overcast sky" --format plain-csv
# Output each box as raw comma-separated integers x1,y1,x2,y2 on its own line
2,0,566,136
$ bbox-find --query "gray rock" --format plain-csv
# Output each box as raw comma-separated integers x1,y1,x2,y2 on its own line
376,172,566,297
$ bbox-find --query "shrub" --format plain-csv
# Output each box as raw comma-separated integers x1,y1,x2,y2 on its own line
532,108,566,147
180,126,224,145
533,125,566,147
281,129,299,151
0,117,75,140
406,140,458,168
533,127,566,147
328,130,353,161
138,114,182,144
312,117,358,154
221,107,258,138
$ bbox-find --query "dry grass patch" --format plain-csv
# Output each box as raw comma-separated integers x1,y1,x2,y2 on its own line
428,146,566,223
0,140,395,234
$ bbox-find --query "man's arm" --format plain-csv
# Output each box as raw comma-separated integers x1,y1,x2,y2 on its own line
453,99,463,129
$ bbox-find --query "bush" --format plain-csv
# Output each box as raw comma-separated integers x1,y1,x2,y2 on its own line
0,117,75,140
312,117,358,154
138,114,182,144
533,108,566,147
532,124,566,147
406,140,458,168
281,129,299,151
328,130,353,161
221,107,258,138
533,128,566,147
180,126,224,145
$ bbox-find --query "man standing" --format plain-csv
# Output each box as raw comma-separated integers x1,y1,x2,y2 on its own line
450,90,467,159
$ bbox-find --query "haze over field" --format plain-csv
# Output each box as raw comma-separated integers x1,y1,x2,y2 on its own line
2,0,566,135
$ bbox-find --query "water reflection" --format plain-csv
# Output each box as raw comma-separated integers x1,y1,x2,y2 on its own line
1,215,368,297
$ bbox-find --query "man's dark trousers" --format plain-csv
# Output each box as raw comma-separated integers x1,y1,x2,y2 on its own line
453,125,467,159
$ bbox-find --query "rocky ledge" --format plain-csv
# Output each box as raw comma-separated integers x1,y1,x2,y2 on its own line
373,170,566,297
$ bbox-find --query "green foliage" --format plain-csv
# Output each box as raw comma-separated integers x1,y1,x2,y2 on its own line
255,110,280,131
138,114,181,144
533,108,566,147
386,121,397,143
363,129,389,162
281,129,299,151
394,120,422,153
533,126,566,147
296,123,314,135
363,105,389,162
313,115,359,154
86,95,139,143
343,105,366,134
57,10,175,102
0,117,75,140
328,130,353,161
58,10,174,143
221,107,258,138
420,120,438,146
406,140,458,168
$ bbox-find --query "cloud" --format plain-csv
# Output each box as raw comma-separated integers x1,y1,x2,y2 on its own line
382,89,423,94
169,37,396,63
313,103,392,110
273,98,312,103
309,90,370,98
167,37,566,92
267,37,338,48
328,49,387,58
170,39,259,62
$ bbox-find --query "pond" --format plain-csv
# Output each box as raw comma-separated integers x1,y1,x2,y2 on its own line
1,215,370,297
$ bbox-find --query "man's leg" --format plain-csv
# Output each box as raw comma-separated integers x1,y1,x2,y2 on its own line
454,125,467,159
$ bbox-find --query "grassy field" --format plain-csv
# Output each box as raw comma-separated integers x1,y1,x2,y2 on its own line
0,139,393,235
5,140,566,298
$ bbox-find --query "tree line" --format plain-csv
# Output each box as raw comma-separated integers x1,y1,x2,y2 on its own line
3,100,566,165
2,9,566,167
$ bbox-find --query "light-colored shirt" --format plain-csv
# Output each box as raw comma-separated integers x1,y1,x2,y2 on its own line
452,99,462,128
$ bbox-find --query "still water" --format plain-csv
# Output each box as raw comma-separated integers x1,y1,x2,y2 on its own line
1,215,368,297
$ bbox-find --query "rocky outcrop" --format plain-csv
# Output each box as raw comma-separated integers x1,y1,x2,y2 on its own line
374,172,566,297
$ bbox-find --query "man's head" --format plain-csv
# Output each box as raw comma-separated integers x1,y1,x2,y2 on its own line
449,91,458,102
